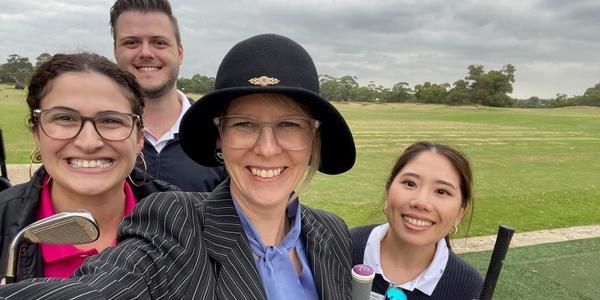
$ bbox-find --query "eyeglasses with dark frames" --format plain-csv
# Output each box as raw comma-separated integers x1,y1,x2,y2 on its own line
33,108,141,141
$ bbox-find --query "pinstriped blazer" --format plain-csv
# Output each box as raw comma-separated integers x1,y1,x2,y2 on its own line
0,180,352,300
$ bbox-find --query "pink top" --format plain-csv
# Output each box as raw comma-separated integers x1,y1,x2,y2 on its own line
35,176,137,278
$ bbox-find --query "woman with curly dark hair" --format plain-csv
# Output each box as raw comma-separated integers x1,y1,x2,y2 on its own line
0,53,176,282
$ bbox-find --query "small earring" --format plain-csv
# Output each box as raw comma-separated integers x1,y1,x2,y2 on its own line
450,224,459,235
214,148,224,165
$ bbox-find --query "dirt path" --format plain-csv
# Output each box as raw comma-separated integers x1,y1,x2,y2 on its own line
5,164,600,253
451,224,600,254
6,163,39,185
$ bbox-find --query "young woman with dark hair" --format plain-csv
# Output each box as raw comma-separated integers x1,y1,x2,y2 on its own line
351,141,482,300
0,52,177,282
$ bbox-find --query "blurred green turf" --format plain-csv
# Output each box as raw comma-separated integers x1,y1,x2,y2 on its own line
0,84,31,163
460,237,600,299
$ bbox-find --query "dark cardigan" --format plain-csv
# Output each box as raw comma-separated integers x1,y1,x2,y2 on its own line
351,224,483,300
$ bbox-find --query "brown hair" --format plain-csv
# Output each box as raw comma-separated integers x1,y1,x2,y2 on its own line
27,52,145,130
386,141,474,244
110,0,181,44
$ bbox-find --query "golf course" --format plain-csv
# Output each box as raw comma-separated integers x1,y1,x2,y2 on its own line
1,84,599,298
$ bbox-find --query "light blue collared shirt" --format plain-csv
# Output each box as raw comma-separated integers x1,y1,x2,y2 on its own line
232,196,320,300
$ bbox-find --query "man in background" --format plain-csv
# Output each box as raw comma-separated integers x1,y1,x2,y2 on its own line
109,0,226,191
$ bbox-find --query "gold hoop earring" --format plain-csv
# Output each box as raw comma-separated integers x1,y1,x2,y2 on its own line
450,224,459,235
129,152,148,187
28,148,42,178
29,149,50,188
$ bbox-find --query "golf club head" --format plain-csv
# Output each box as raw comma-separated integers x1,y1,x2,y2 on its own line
4,210,99,283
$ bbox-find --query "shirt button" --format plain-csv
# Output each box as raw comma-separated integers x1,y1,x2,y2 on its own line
79,254,88,258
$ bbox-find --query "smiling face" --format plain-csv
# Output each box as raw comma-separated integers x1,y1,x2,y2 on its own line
34,71,143,198
113,11,183,99
385,150,467,248
220,94,314,214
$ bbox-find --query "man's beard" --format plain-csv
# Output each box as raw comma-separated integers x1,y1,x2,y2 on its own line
142,66,179,100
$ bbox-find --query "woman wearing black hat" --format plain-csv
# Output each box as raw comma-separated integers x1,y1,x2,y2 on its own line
0,34,355,300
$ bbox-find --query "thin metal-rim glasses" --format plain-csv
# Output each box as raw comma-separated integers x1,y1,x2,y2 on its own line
213,115,320,150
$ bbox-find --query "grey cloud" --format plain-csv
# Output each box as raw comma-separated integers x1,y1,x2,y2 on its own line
1,0,598,99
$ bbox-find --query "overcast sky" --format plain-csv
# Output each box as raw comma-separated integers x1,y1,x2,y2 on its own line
1,0,599,99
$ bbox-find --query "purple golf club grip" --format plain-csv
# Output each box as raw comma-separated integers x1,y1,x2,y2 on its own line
352,264,375,300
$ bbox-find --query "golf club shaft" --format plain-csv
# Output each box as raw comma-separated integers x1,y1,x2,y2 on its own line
4,275,15,284
0,129,7,179
4,233,23,284
479,225,515,300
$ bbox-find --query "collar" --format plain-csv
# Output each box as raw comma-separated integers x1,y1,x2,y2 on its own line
363,223,449,296
201,179,267,299
201,180,339,300
144,90,191,149
122,180,138,216
232,196,314,300
232,194,302,255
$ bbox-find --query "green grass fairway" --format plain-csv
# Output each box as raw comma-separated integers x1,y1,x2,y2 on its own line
302,103,600,236
0,85,32,162
1,85,599,236
460,237,600,299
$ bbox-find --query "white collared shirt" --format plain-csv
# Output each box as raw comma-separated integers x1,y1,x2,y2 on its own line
144,90,191,153
363,223,449,296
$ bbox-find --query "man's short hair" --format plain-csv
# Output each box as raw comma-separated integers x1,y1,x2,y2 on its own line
110,0,181,44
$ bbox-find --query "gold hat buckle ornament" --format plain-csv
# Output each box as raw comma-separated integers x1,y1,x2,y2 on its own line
248,76,280,87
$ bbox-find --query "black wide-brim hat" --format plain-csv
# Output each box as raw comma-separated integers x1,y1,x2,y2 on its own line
180,34,355,175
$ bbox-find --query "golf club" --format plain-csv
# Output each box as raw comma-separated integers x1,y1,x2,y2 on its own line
0,129,10,192
4,210,99,283
479,224,515,300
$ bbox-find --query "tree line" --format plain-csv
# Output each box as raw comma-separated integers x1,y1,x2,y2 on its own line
1,53,598,108
0,53,51,89
319,65,600,108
